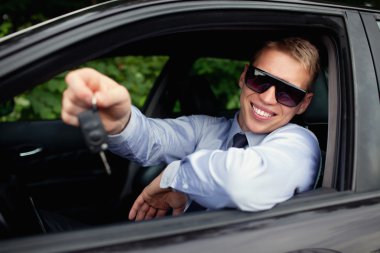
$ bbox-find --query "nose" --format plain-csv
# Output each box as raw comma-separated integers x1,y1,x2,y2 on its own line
259,85,277,105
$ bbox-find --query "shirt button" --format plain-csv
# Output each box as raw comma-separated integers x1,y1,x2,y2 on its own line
183,183,189,189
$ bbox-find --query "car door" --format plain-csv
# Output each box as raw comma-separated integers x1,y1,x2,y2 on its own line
0,0,380,252
0,54,171,235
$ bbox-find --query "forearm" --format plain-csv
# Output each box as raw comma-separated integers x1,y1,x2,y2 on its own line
161,134,319,211
107,106,198,166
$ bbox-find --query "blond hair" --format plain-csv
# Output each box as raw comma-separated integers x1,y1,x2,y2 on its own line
254,37,320,86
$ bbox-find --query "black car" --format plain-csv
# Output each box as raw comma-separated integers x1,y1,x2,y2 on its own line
0,0,380,252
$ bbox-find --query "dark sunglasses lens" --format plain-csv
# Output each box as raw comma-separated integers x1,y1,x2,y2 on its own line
276,83,305,107
245,67,272,93
245,66,306,107
246,76,272,93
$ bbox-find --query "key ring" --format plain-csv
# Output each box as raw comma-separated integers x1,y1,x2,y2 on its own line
92,94,97,111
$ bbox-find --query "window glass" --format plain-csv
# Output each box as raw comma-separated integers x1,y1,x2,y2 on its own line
0,56,169,122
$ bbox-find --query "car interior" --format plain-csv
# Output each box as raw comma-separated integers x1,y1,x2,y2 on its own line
0,17,336,239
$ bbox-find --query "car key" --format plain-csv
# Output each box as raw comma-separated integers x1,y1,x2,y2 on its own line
78,96,111,175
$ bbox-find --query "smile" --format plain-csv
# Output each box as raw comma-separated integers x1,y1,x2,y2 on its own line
251,103,275,119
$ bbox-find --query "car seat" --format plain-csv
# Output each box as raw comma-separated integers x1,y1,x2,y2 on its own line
131,75,219,193
176,75,221,116
302,70,329,188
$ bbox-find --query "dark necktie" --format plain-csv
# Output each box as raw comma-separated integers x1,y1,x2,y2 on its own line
232,133,248,148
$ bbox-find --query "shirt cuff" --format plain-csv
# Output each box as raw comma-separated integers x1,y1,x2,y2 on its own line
107,106,139,145
160,160,181,189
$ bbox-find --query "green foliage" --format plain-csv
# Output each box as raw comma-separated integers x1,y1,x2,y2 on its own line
193,58,245,110
82,56,169,108
0,56,168,122
0,19,13,37
0,73,67,121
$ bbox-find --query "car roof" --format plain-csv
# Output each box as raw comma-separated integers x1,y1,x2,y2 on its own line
0,0,379,45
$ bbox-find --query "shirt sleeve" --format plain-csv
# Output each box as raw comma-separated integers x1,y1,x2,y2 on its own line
161,125,320,211
107,106,205,166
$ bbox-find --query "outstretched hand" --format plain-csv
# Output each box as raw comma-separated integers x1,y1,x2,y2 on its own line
129,173,188,221
62,68,132,135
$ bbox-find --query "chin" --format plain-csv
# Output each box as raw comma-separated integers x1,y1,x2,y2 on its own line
246,123,272,134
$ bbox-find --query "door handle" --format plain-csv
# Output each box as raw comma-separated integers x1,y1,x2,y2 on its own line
19,147,43,157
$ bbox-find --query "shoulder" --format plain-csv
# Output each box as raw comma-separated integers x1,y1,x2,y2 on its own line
268,123,318,142
261,123,320,155
183,114,232,128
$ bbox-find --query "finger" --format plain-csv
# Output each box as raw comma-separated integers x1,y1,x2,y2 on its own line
135,202,150,221
85,68,120,91
128,195,145,220
172,207,185,216
155,209,168,218
62,90,88,116
144,207,158,220
61,110,79,126
95,84,130,109
65,69,97,105
63,88,93,110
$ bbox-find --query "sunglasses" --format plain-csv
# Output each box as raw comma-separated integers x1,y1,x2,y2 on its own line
244,65,308,107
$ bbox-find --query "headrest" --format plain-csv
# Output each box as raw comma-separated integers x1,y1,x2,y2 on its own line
303,70,328,125
178,75,220,116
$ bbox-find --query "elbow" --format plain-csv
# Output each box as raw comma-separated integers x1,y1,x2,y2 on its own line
225,174,282,212
228,189,276,212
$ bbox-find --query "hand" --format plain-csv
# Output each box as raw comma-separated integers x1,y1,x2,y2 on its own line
129,173,188,221
62,68,132,135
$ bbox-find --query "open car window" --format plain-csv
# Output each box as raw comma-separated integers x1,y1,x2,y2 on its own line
0,10,337,237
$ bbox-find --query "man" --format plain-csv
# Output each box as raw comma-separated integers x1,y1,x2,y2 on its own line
62,37,320,222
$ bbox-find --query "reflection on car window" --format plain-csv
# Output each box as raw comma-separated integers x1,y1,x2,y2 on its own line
0,56,168,122
377,20,380,30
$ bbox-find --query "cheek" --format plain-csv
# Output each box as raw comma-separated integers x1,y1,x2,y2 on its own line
280,105,299,119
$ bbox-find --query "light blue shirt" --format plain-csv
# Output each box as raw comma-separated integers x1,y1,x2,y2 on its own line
108,106,320,211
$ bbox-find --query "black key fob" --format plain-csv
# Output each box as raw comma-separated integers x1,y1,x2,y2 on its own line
78,109,108,153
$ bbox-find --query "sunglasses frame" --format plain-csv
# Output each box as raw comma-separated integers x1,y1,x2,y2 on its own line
244,64,308,107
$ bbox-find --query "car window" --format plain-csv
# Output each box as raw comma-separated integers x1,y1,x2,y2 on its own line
0,56,168,122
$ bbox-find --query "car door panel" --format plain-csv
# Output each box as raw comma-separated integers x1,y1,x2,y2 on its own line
0,119,130,224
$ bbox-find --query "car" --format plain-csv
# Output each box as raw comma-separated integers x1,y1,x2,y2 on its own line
0,0,380,252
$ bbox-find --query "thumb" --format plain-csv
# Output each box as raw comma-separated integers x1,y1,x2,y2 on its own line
172,207,185,216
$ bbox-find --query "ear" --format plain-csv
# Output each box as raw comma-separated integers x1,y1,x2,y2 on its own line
239,64,249,89
296,92,313,115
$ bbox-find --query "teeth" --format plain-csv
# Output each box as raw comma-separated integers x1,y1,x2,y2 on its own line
252,105,273,118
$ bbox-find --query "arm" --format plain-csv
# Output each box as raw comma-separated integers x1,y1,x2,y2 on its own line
62,68,209,166
161,125,320,211
107,107,228,166
128,171,188,221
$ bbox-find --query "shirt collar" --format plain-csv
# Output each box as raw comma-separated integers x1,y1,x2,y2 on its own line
227,111,268,148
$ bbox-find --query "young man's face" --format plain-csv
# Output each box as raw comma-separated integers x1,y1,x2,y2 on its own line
238,48,314,134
